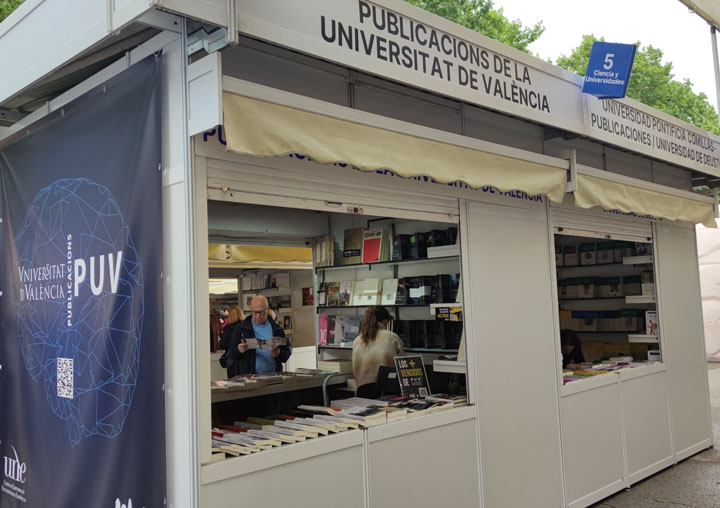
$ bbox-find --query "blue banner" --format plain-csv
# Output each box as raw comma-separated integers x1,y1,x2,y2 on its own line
0,56,165,507
582,41,637,99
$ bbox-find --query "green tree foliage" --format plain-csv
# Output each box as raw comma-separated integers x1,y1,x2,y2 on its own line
0,0,24,23
404,0,544,53
557,35,719,134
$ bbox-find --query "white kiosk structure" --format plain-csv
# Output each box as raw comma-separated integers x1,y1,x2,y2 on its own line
0,2,717,507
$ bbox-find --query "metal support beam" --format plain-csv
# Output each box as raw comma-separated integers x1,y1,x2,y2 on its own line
712,26,720,132
0,109,26,123
136,9,183,33
186,28,229,56
227,0,238,45
566,148,578,193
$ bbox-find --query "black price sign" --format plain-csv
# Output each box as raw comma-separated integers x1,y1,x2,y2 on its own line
394,355,430,398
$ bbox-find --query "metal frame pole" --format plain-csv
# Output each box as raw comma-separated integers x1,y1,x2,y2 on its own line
711,26,720,130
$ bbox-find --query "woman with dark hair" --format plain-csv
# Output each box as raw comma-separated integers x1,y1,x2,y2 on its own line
352,306,405,398
560,329,585,368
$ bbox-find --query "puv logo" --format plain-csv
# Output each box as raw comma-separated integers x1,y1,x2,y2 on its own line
4,445,26,483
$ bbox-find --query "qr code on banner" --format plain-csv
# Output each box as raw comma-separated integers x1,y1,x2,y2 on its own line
418,387,428,397
57,358,74,399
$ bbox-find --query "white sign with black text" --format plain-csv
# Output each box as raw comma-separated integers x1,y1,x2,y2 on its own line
235,0,585,133
585,95,720,177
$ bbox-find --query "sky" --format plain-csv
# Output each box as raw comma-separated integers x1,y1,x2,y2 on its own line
495,0,719,111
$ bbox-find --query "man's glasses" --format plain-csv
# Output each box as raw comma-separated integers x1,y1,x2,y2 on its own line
251,309,268,315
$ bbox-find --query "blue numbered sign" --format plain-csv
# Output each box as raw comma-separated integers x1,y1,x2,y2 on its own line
582,41,637,99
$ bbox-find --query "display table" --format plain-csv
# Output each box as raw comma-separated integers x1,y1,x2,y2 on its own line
200,406,478,508
211,374,348,403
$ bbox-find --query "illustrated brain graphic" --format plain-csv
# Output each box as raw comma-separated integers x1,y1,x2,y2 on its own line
13,178,143,445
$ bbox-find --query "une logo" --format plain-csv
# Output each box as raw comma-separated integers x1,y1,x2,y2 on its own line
3,445,26,484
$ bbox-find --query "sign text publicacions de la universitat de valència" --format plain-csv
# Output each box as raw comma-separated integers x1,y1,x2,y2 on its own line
235,0,720,177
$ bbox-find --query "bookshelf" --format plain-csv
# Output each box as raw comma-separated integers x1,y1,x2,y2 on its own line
314,221,464,363
315,255,460,273
556,236,659,364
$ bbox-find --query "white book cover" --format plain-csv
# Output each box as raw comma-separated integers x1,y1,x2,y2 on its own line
357,278,381,305
381,278,399,306
275,272,291,288
351,280,366,306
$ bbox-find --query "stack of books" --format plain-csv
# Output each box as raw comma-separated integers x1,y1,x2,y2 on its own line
331,397,390,427
317,359,353,373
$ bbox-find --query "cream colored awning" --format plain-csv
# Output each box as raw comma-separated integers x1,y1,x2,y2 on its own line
222,91,569,203
574,173,717,228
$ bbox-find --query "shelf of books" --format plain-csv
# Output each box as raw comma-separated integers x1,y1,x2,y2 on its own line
317,304,433,310
556,236,661,385
314,255,460,273
210,392,469,461
315,223,463,356
240,270,293,313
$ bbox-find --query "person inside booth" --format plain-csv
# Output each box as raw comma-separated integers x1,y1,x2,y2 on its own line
218,306,245,368
352,306,405,399
226,295,292,376
560,329,585,368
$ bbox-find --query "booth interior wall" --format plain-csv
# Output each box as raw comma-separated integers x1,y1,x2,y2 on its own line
654,222,713,460
465,200,564,508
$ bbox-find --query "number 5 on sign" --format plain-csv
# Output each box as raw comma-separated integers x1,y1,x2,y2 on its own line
603,53,614,70
582,41,636,99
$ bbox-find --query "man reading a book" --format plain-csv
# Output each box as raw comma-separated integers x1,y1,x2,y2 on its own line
226,295,292,377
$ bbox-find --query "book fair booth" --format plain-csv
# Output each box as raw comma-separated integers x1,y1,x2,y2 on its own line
0,1,718,508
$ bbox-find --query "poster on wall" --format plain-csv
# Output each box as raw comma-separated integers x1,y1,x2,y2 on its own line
0,56,165,507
